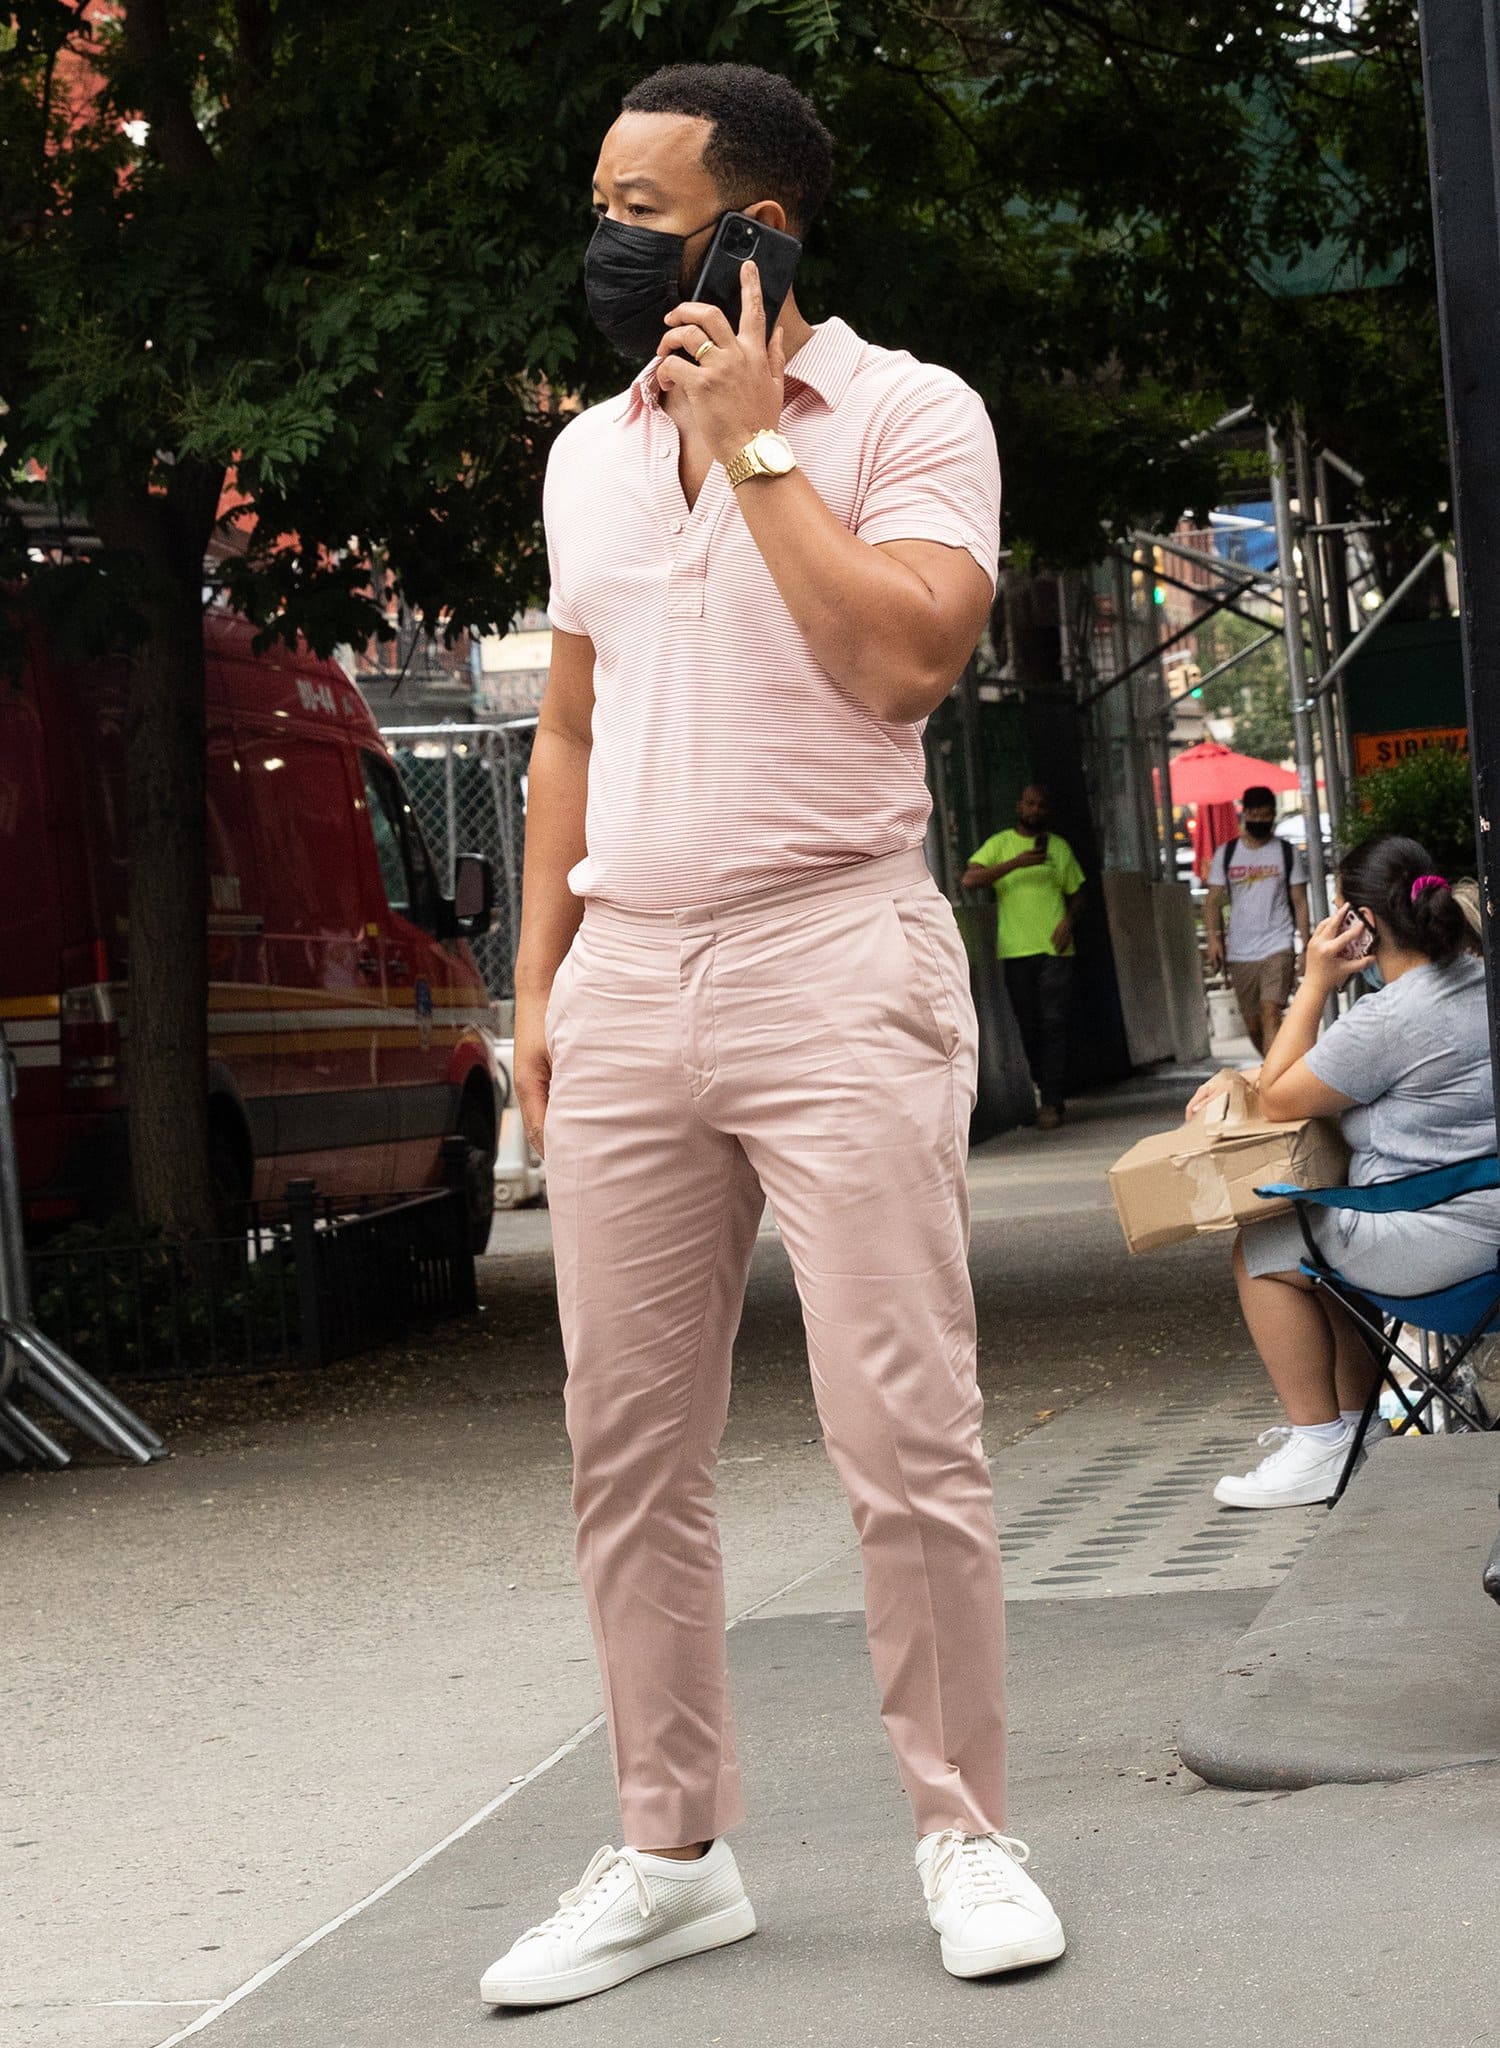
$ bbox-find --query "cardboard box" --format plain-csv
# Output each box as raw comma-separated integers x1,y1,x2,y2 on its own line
1109,1069,1349,1254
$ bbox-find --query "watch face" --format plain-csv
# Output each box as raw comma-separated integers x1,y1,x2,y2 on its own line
753,430,795,474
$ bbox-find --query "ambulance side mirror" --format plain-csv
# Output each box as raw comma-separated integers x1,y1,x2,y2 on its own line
452,852,495,936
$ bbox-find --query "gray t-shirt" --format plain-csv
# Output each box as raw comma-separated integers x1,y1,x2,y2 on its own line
1307,955,1500,1241
1209,835,1307,960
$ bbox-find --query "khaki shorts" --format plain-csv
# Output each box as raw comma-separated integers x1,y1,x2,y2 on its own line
1229,950,1295,1025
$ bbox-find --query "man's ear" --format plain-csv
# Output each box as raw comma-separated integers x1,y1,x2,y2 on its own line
744,198,791,235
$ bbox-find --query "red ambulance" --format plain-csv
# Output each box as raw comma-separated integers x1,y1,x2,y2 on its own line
0,610,501,1248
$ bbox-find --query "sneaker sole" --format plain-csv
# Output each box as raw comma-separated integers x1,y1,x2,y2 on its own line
939,1917,1067,1979
479,1897,757,2008
1212,1475,1338,1509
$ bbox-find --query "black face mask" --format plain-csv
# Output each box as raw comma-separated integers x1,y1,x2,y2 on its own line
1242,820,1274,842
583,213,720,362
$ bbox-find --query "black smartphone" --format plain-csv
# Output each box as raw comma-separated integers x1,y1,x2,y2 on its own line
1033,832,1049,855
688,211,802,339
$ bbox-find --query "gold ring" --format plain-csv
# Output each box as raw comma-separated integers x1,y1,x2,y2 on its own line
694,339,715,363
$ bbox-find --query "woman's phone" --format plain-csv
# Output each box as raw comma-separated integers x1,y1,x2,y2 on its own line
688,212,801,338
1336,906,1375,960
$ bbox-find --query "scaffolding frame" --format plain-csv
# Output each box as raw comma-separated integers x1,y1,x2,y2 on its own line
1074,407,1452,915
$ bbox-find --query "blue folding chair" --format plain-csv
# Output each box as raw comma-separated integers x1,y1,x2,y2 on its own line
1255,1155,1500,1508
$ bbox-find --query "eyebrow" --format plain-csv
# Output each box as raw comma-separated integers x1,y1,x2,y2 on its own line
592,175,668,199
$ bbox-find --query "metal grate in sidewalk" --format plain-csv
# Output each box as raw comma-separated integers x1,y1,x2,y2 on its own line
994,1368,1327,1600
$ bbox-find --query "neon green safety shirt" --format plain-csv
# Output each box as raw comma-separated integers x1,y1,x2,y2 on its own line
968,829,1086,959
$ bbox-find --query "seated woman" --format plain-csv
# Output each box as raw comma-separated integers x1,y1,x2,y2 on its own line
1202,832,1499,1509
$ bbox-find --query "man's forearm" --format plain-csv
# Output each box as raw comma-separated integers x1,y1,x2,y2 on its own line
732,470,970,722
513,724,590,1000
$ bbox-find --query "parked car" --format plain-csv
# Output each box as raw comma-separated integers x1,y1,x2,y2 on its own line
0,610,501,1248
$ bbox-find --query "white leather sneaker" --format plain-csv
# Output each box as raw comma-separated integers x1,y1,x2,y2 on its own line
916,1830,1066,1978
479,1840,755,2008
1213,1423,1356,1509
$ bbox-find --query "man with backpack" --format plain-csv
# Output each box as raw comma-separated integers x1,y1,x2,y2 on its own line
1205,785,1310,1053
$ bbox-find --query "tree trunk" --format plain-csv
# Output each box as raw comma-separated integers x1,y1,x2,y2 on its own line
95,477,222,1238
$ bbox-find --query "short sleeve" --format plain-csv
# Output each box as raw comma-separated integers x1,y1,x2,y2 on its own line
855,375,1001,587
1289,844,1309,886
1305,994,1409,1105
969,833,1005,868
1057,840,1085,894
541,435,586,637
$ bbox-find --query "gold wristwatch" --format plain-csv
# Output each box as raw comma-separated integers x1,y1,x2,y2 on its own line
724,429,797,489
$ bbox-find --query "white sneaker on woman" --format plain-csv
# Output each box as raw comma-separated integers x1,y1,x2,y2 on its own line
916,1830,1066,1978
1213,1423,1356,1509
479,1840,755,2007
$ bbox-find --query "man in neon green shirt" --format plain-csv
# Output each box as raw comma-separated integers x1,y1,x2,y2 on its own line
963,783,1086,1129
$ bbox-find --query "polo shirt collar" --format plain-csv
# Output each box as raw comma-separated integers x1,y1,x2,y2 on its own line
783,316,862,408
610,314,862,422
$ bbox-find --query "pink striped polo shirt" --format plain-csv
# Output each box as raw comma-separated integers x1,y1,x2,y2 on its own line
542,315,1000,910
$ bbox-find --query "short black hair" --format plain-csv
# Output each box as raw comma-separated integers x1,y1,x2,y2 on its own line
1241,785,1276,810
621,63,834,234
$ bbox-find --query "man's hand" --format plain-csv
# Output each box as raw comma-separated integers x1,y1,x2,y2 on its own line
1008,849,1048,872
1051,916,1073,953
512,992,552,1161
1205,931,1225,973
656,259,786,462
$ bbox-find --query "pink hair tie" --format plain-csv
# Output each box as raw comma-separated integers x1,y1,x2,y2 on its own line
1410,874,1447,901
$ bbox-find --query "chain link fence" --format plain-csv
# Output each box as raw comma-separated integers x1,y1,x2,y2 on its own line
380,721,535,1000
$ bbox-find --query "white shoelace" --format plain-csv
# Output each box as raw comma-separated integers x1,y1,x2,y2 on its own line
923,1830,1033,1908
1249,1424,1298,1473
522,1844,655,1941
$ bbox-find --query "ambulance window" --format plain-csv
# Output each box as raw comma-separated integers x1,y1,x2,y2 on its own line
360,752,439,928
362,761,411,913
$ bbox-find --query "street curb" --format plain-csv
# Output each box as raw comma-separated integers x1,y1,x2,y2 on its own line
1176,1433,1500,1790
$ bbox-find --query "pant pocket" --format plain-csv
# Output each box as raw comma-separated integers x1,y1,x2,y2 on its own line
892,893,966,1063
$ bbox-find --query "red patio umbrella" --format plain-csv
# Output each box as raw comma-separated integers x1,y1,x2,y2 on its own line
1169,739,1299,808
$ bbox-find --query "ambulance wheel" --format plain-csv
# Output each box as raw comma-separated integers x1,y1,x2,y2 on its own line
456,1091,497,1255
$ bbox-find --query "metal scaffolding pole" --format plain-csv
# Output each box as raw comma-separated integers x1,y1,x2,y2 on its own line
1293,424,1346,844
1144,559,1178,884
1268,422,1330,921
1315,454,1356,791
1111,553,1157,876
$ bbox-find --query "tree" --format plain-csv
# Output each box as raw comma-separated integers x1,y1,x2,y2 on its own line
1196,611,1295,765
0,1,671,1231
2,0,1445,1228
792,0,1444,561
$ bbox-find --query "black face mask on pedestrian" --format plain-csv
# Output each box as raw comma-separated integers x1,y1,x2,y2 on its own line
583,213,720,361
1242,817,1275,843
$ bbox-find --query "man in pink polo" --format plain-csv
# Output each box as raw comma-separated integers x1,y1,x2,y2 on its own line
481,62,1065,2009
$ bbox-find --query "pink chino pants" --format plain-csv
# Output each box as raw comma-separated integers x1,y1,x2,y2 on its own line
544,848,1007,1848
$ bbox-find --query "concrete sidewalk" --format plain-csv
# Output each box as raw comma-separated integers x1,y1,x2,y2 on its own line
182,1590,1500,2048
7,1073,1498,2047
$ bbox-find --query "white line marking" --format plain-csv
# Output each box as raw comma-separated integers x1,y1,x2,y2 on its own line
148,1549,853,2047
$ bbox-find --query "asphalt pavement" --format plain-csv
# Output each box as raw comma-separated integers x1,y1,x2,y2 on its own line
6,1068,1497,2048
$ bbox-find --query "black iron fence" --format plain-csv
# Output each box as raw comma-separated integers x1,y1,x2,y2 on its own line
25,1144,477,1382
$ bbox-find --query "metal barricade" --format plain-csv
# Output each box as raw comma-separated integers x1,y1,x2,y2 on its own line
380,721,536,1000
0,1029,166,1467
